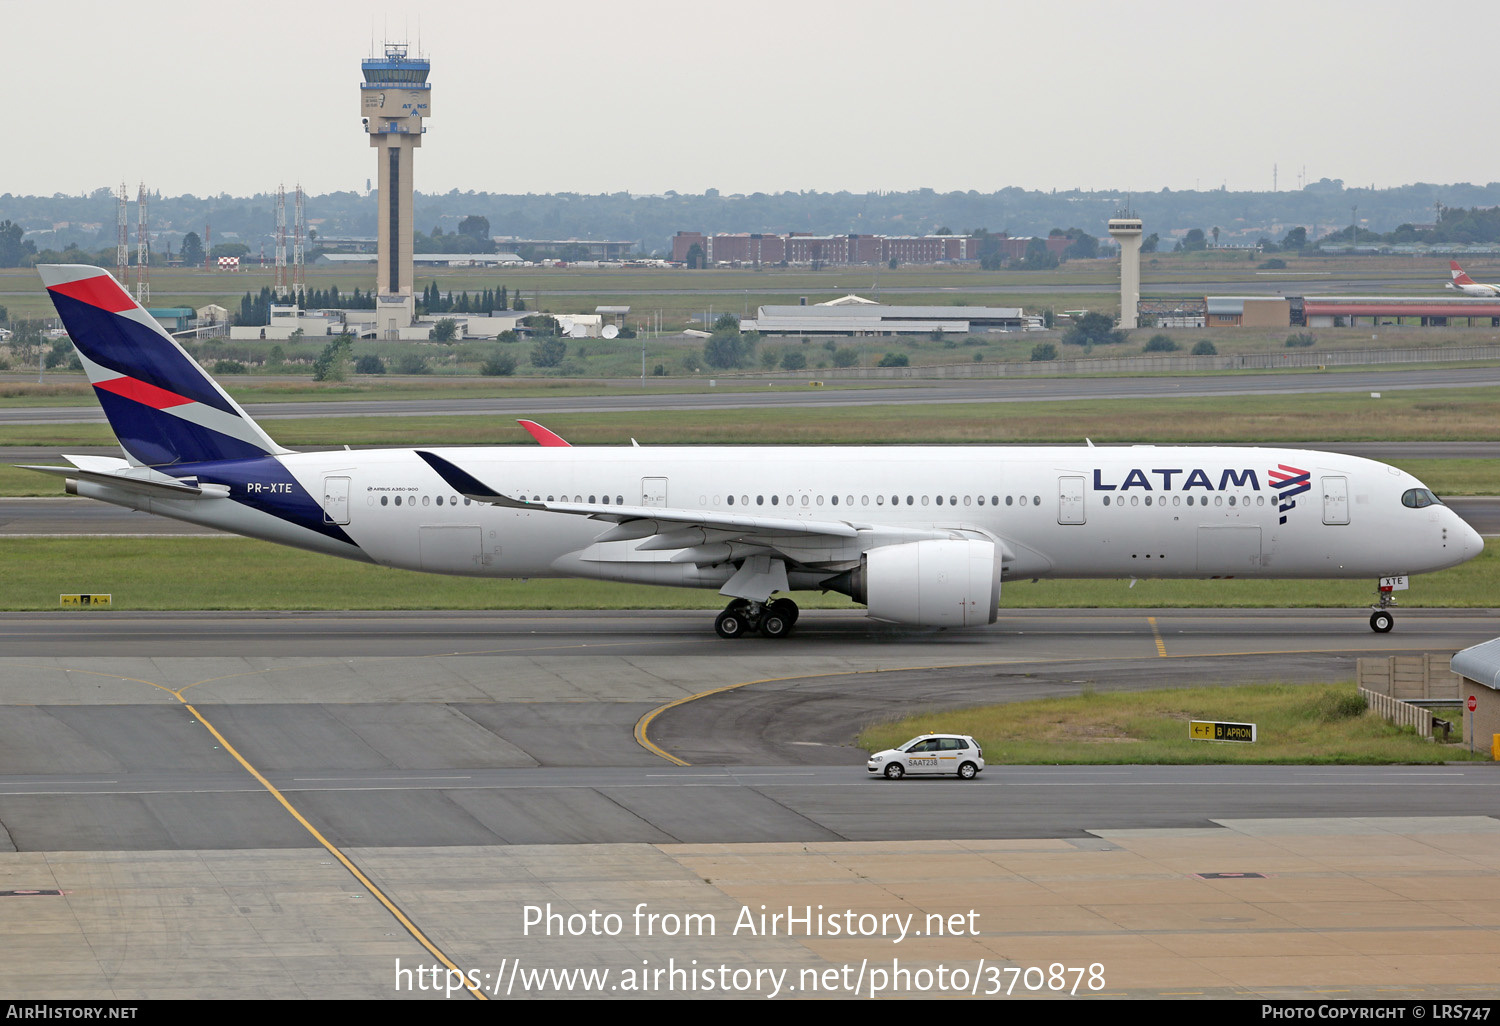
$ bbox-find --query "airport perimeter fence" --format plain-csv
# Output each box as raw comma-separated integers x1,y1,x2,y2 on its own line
742,343,1500,381
1359,688,1439,740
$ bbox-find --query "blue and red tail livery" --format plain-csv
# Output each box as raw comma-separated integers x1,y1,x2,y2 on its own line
39,265,286,466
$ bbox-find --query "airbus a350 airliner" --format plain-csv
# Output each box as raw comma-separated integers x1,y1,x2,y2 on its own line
24,265,1483,638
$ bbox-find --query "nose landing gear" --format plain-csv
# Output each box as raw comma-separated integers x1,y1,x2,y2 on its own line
1368,577,1404,633
713,597,800,639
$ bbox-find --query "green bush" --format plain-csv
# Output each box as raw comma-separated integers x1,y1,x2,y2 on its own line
212,359,248,374
395,353,430,375
531,337,568,368
1143,334,1179,353
1191,339,1217,356
480,352,517,376
1062,311,1127,346
1030,342,1058,362
354,354,385,375
703,330,755,369
1286,332,1316,348
780,351,807,371
877,352,909,367
312,333,353,381
832,348,859,367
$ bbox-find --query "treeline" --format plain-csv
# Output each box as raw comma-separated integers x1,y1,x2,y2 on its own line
8,180,1500,259
420,282,525,314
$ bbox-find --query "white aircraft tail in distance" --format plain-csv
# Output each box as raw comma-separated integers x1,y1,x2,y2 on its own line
23,264,1485,638
1446,261,1500,296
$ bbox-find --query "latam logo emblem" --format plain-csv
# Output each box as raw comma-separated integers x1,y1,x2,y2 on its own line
1269,464,1311,525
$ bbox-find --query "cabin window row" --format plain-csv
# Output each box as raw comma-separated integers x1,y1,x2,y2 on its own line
378,494,475,507
1100,494,1262,507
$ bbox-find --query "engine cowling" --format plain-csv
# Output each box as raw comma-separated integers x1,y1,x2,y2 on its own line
833,539,1001,627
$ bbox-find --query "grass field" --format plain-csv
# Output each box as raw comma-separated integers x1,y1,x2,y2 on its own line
5,385,1499,448
857,683,1487,765
1,537,1491,612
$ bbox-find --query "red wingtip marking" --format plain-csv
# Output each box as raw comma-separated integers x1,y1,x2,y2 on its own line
518,419,571,447
94,376,194,410
46,275,136,314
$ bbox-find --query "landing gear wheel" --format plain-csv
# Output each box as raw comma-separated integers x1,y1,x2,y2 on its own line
715,609,750,639
957,761,978,780
1370,610,1394,633
884,763,905,780
768,597,799,626
760,610,793,638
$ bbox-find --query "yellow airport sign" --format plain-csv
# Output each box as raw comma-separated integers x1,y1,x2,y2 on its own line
60,594,112,607
1189,720,1256,743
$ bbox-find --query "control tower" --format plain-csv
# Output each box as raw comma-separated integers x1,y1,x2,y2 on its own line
360,44,432,331
1107,212,1143,329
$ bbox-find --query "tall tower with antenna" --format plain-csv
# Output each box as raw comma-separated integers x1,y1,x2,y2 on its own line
1107,208,1143,329
274,184,288,300
360,42,431,330
116,183,129,284
293,183,306,302
135,183,150,304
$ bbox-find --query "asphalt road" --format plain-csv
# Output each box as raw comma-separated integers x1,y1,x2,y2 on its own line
5,366,1500,425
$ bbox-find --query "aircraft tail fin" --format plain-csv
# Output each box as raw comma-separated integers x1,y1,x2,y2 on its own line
38,264,288,467
1450,260,1477,285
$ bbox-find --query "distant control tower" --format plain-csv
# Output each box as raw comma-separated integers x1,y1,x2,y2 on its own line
360,44,432,330
1107,212,1143,329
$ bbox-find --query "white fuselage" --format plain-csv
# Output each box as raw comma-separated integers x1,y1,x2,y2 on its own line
76,444,1481,594
1448,281,1500,297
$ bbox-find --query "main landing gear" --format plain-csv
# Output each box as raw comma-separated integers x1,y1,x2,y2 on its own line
714,597,800,639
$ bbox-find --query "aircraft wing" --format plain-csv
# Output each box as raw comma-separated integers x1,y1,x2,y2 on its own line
415,450,861,544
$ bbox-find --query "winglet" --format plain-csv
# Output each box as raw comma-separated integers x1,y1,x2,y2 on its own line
517,419,571,447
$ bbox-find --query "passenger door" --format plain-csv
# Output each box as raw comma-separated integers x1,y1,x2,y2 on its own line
1322,476,1349,525
904,739,942,775
322,476,351,525
641,478,668,507
1058,475,1085,525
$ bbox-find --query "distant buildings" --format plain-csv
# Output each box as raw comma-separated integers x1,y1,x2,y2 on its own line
671,231,1068,267
743,295,1042,336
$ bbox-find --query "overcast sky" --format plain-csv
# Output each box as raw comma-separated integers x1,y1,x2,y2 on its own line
4,0,1488,198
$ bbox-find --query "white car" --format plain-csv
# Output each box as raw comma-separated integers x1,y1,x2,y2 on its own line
867,733,984,780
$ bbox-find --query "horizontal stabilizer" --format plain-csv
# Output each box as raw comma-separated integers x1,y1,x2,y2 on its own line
16,463,227,499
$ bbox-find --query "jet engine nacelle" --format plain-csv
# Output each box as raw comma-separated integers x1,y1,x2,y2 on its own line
839,539,1001,627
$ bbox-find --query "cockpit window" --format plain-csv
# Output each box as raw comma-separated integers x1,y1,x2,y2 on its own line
1401,488,1444,509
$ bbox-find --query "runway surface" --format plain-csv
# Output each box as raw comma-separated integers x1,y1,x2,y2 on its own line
6,366,1500,425
0,606,1495,847
3,606,1498,998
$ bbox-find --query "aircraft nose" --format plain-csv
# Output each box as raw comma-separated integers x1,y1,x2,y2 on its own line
1449,509,1484,561
1461,518,1485,559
